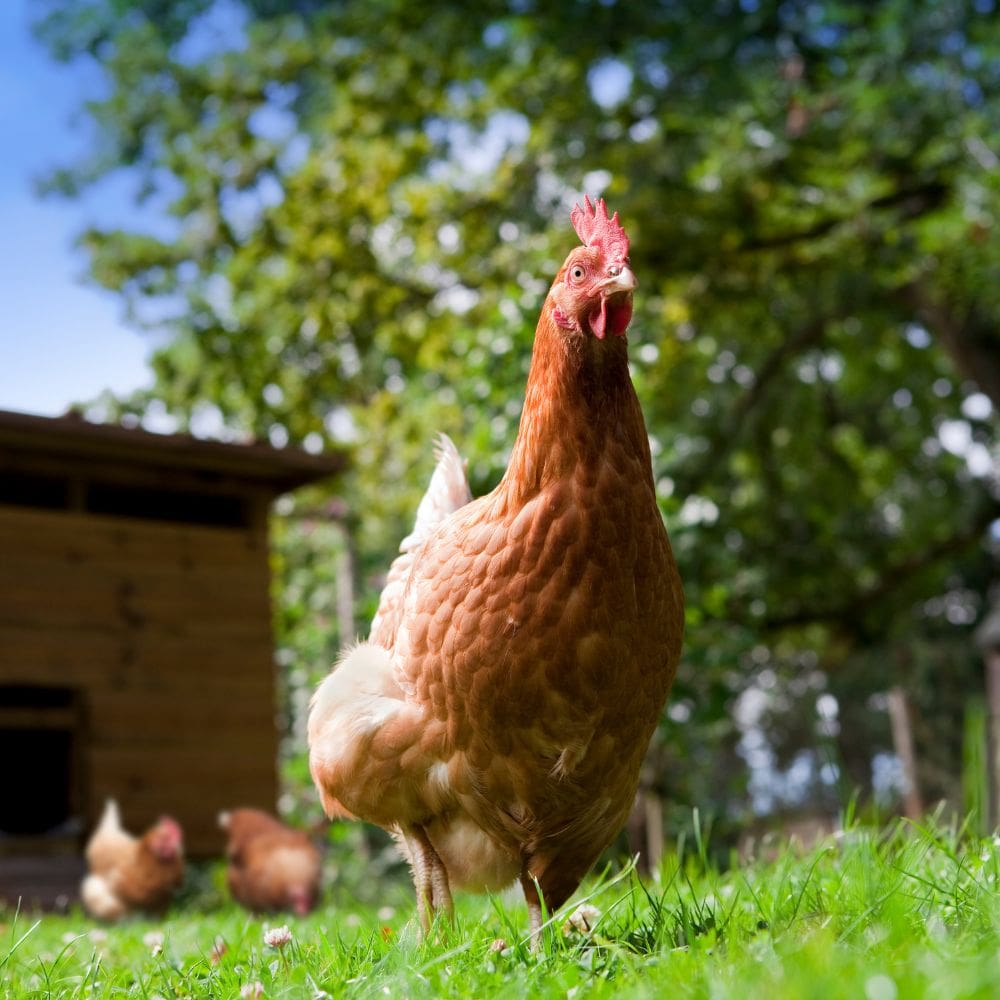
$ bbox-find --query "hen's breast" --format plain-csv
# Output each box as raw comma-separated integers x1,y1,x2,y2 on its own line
396,452,683,837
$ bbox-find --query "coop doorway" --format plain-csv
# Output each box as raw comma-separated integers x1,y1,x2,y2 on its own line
0,685,85,843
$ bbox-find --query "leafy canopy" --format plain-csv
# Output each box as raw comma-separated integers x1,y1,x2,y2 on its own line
36,0,1000,819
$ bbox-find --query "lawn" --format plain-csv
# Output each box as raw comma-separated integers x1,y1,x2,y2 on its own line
4,816,1000,998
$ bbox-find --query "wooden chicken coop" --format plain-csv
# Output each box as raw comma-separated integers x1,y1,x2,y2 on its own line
0,409,344,907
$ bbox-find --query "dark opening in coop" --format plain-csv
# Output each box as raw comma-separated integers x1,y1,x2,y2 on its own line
0,685,82,840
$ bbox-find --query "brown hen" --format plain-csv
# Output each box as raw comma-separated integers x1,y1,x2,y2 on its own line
309,197,683,940
219,807,322,915
80,799,184,921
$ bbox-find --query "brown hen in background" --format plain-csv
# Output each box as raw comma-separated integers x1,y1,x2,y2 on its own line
219,807,322,915
80,799,184,921
309,198,683,940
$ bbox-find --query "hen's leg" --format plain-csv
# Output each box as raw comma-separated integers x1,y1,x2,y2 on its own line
403,825,454,938
402,827,434,937
519,871,544,951
428,849,454,918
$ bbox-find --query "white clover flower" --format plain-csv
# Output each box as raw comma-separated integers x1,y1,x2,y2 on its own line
240,982,264,999
864,974,897,1000
143,930,165,956
263,925,293,949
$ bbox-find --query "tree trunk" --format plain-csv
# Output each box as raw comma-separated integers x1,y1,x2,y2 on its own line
627,790,664,879
901,285,1000,410
644,790,664,877
887,686,924,820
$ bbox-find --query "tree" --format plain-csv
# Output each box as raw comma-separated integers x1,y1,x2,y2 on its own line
37,0,1000,829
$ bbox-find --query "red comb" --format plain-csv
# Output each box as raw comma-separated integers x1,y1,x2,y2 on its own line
571,195,630,262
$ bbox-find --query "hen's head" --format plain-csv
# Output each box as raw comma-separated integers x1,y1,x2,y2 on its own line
548,196,636,340
146,816,184,861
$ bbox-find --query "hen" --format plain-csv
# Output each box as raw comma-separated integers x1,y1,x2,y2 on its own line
80,799,184,921
219,807,322,915
309,198,683,940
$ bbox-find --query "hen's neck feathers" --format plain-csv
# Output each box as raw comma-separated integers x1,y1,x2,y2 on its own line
499,305,652,505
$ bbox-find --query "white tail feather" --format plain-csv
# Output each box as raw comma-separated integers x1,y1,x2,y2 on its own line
405,433,472,549
97,799,122,835
85,798,135,872
370,433,472,644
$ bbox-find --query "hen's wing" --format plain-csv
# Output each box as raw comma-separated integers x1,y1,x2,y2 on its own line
219,808,288,860
370,433,471,647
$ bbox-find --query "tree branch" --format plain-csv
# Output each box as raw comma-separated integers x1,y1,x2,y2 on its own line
898,283,1000,411
737,180,949,253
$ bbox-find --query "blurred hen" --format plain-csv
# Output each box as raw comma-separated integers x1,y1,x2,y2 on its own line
80,799,184,921
219,807,322,915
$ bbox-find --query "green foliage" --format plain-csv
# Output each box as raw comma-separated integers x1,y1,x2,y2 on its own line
5,819,1000,997
34,0,1000,820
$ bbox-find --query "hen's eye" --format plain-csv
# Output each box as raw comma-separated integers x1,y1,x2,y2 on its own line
570,265,586,281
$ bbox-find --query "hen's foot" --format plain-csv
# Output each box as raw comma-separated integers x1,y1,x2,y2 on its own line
403,825,454,940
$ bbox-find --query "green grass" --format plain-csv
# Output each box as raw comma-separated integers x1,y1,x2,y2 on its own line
4,816,1000,998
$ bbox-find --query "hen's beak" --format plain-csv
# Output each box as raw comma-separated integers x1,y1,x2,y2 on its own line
601,265,637,296
589,265,637,339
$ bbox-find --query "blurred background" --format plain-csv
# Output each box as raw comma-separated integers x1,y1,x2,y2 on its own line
2,0,999,876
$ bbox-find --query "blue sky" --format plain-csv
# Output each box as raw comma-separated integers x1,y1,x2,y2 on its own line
0,2,633,422
0,0,152,417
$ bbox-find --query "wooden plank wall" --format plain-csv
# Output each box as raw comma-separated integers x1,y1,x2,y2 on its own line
0,504,279,856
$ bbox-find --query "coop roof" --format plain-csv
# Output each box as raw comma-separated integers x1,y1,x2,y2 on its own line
0,408,346,495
